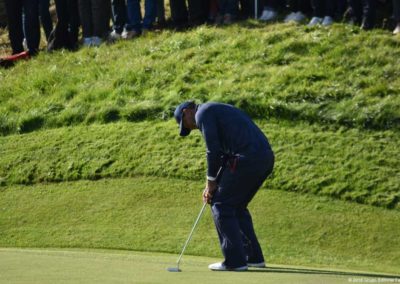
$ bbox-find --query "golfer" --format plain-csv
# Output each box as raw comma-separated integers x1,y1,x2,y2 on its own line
174,101,274,271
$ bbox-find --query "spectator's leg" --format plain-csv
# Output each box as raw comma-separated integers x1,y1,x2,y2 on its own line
126,0,142,33
169,0,188,26
361,0,376,29
92,0,111,38
68,0,80,47
39,0,53,40
348,0,362,24
156,0,165,25
311,0,324,17
4,0,24,54
78,0,93,38
143,0,157,30
224,0,239,17
188,0,208,25
325,0,335,17
23,0,40,55
394,0,400,34
111,0,127,34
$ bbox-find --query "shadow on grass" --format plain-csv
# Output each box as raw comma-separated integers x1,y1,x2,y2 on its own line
248,266,400,279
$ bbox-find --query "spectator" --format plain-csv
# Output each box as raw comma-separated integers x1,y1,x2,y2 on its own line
393,0,400,34
284,0,310,23
347,0,377,30
39,0,53,40
156,0,166,26
239,0,252,19
78,0,111,46
4,0,40,55
123,0,156,38
308,0,334,26
259,0,281,21
47,0,80,51
215,0,239,24
110,0,127,40
169,0,208,28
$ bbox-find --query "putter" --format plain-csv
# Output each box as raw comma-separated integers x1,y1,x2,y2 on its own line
167,202,207,272
167,166,224,272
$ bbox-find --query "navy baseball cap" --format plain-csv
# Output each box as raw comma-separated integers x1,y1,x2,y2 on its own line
174,101,194,137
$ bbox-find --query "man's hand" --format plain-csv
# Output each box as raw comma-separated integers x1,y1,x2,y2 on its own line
203,180,218,204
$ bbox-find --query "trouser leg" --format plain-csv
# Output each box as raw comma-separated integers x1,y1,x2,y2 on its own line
78,0,93,37
5,0,24,54
111,0,127,33
92,0,110,37
23,0,40,54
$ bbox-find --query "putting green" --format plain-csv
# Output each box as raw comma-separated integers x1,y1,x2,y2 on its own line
0,248,398,284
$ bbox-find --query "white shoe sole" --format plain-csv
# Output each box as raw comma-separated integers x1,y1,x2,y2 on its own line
208,262,248,271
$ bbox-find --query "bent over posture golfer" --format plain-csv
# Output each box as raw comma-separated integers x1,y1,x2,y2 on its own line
174,101,274,271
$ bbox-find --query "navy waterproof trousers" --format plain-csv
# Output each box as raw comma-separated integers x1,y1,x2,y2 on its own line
211,153,274,268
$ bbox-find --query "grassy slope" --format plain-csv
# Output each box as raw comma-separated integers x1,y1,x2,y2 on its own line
0,120,399,208
0,177,399,274
1,23,400,135
1,22,400,274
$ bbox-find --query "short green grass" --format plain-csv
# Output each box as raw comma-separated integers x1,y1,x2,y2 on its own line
3,248,394,284
0,177,399,274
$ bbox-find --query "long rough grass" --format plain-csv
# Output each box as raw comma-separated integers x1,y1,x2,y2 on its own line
0,23,399,207
0,120,399,209
0,23,399,135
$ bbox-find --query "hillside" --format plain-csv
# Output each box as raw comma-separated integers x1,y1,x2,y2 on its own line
0,22,399,275
0,22,399,208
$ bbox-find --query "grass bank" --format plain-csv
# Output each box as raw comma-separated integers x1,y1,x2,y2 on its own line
1,120,399,209
1,23,400,135
0,177,399,274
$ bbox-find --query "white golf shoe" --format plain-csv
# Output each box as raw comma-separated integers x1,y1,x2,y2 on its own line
208,262,248,271
322,16,334,26
259,9,277,21
308,16,323,27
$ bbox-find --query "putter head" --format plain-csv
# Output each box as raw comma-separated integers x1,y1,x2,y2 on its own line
167,267,181,272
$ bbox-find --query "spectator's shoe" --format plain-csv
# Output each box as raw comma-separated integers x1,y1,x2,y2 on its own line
308,16,323,27
247,261,266,268
393,24,400,35
259,9,277,21
322,16,334,26
91,36,103,47
109,30,122,41
0,51,30,69
223,14,234,25
83,37,92,47
285,11,306,23
122,29,140,39
284,12,297,23
292,11,306,23
208,262,248,271
214,14,223,25
361,17,373,30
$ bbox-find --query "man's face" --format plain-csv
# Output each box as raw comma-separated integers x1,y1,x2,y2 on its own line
182,108,197,130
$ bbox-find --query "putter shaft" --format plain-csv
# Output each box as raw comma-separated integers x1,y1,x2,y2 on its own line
175,202,207,269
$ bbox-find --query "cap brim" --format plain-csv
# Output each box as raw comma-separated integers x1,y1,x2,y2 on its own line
179,119,191,137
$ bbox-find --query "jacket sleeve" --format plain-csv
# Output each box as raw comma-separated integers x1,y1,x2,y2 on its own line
197,112,222,180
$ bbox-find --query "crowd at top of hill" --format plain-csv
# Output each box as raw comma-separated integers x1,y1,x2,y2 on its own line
1,0,399,68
